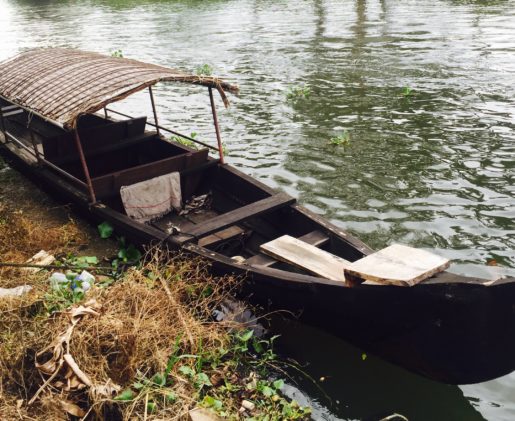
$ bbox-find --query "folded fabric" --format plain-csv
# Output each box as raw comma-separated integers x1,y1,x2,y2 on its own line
120,172,182,223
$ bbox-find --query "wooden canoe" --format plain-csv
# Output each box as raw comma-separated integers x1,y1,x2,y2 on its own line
1,49,514,385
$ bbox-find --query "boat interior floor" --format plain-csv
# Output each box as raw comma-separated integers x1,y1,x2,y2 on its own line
150,204,339,279
151,209,248,249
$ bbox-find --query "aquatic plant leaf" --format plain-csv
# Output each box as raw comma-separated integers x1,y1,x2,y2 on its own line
151,372,166,386
114,389,135,401
132,382,145,390
261,385,274,397
239,330,253,342
75,256,98,265
273,379,284,390
179,365,195,377
165,392,177,403
125,244,142,262
195,372,212,389
97,221,114,239
203,395,222,410
147,401,157,413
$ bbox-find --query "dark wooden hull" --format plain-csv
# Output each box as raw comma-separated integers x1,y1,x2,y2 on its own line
2,143,515,385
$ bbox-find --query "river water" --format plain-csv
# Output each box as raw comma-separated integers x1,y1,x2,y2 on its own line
0,0,514,419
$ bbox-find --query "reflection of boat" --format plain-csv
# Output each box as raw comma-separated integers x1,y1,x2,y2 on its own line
1,48,514,385
272,319,487,421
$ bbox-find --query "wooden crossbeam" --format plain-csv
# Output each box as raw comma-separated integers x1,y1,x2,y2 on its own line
0,104,19,112
181,193,294,241
2,109,23,117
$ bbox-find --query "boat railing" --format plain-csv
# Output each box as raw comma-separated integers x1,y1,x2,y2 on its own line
0,126,88,190
0,105,89,190
104,108,218,152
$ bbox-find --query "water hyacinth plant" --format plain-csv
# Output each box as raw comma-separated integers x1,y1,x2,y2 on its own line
402,86,413,97
196,64,213,76
171,132,199,149
287,84,311,101
111,49,124,58
329,130,351,147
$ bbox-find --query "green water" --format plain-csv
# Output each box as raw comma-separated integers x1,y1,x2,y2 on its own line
1,0,514,419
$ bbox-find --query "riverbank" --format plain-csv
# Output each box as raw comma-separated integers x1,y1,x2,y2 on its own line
0,159,311,420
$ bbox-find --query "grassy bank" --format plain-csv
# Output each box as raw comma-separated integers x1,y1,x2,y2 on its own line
0,164,311,420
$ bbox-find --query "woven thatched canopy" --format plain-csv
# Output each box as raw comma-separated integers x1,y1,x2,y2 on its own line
0,48,239,129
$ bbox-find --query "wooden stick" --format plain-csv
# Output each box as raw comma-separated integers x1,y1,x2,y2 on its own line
208,87,225,164
0,262,113,271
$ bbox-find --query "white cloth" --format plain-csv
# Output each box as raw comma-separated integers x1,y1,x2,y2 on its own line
120,172,182,223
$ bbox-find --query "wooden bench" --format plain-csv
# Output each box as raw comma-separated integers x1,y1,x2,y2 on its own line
92,148,209,199
179,192,295,242
246,230,329,267
42,116,148,161
53,132,156,167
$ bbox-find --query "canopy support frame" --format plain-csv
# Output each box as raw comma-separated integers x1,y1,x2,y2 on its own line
0,109,6,144
149,86,161,137
29,130,42,164
73,128,96,204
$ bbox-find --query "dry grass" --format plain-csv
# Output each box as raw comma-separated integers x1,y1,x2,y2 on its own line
0,203,86,277
0,249,243,420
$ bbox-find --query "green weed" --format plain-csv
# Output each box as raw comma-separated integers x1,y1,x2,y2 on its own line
196,64,213,76
111,49,124,58
171,132,199,149
98,221,114,239
111,236,142,270
113,329,310,419
329,131,351,147
287,85,311,101
402,86,413,97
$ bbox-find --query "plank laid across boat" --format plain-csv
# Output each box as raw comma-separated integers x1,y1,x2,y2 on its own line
1,48,514,385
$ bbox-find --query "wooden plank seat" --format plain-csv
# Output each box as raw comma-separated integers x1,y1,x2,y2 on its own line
42,116,148,162
260,234,351,282
52,131,157,167
246,230,329,267
92,148,209,199
178,192,295,242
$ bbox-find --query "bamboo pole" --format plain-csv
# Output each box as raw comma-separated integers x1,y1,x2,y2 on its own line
148,86,161,137
208,87,225,164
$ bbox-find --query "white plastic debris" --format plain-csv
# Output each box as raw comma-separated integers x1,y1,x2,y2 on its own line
78,270,95,284
241,400,255,411
0,285,33,298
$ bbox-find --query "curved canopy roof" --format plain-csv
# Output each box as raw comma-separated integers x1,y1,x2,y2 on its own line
0,48,239,129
